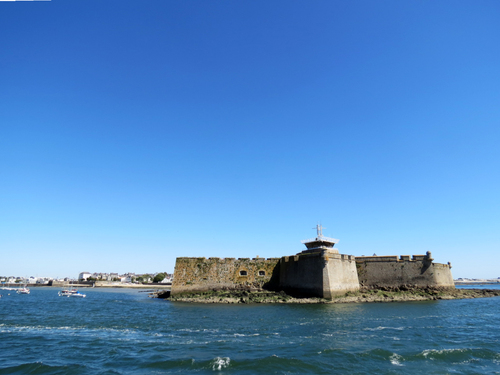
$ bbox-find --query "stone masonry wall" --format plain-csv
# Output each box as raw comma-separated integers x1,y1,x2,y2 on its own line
171,257,280,295
279,252,360,298
172,252,454,298
279,253,324,297
323,253,360,298
356,255,455,289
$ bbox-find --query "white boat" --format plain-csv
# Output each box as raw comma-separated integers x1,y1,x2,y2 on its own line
17,287,30,294
58,289,86,298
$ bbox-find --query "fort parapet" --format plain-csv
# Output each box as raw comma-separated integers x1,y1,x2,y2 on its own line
171,228,455,299
172,257,280,295
355,252,454,289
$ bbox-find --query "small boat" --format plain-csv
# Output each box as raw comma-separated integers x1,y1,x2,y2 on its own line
17,286,30,294
58,289,86,298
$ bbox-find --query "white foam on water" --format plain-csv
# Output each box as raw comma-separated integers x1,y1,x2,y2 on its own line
178,328,219,333
234,333,260,337
390,353,404,366
212,357,230,371
456,358,479,365
421,348,467,359
364,326,405,331
1,324,139,336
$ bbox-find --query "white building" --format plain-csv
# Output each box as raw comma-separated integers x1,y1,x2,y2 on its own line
78,272,91,281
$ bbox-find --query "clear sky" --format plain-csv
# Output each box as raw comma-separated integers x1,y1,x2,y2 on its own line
1,1,499,279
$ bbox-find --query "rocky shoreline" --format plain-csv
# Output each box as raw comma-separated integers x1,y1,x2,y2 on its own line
163,287,500,304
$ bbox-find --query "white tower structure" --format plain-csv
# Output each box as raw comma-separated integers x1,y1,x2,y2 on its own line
300,224,339,254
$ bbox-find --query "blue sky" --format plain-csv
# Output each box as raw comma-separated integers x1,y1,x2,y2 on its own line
1,1,499,279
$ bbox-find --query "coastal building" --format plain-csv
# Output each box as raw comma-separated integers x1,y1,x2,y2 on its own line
78,272,91,281
117,273,137,283
171,225,455,299
74,271,169,285
160,275,172,283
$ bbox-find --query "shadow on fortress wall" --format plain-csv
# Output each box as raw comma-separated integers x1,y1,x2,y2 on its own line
262,264,280,292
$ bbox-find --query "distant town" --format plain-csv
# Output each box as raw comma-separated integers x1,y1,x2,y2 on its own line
1,273,499,287
0,271,173,285
455,277,500,284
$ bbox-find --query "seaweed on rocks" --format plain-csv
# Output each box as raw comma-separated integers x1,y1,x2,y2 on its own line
160,288,500,304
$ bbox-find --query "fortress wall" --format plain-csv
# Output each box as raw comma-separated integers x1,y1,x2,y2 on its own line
171,257,280,295
356,255,455,289
279,253,325,298
279,252,360,298
323,254,360,298
172,251,454,298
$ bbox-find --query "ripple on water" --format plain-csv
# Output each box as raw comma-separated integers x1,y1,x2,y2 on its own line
2,288,500,374
0,362,90,375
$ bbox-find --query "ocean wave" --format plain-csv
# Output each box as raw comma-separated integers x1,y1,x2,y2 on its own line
0,324,138,336
141,358,199,371
212,357,230,371
0,362,91,375
144,356,278,373
141,354,332,373
364,326,405,331
359,348,399,359
421,348,468,359
248,355,328,373
418,347,500,361
234,333,260,337
178,328,220,333
390,353,404,366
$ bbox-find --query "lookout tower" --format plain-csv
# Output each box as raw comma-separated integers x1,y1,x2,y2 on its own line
279,224,359,298
300,224,339,254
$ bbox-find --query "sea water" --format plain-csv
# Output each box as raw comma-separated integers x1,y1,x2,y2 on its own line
1,286,499,374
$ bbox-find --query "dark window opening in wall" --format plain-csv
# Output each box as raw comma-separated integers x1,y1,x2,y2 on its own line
258,270,266,276
239,270,247,276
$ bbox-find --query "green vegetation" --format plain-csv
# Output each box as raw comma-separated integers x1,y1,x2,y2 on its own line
169,290,328,304
153,273,166,283
167,287,500,304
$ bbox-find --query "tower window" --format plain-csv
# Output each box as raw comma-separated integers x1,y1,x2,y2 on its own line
239,270,247,276
258,270,266,276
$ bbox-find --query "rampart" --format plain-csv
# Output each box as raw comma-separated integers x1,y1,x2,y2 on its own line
356,253,454,289
171,251,455,299
171,257,280,295
279,252,359,298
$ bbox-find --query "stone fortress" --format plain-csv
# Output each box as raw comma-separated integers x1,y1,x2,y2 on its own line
171,225,455,299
